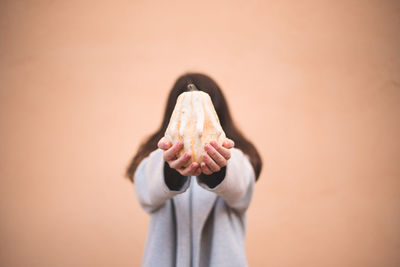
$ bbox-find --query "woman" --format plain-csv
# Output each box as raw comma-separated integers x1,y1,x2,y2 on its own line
126,73,262,267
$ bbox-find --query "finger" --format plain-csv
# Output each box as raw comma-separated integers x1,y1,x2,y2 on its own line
222,138,235,149
180,162,199,176
202,153,221,172
169,153,191,169
163,141,183,161
158,137,172,150
205,144,226,167
210,140,231,160
193,166,202,176
188,166,201,176
201,162,213,175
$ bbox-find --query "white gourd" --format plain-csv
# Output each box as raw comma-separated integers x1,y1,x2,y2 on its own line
164,85,226,167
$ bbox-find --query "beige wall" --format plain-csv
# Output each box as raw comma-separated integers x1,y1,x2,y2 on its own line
1,1,399,266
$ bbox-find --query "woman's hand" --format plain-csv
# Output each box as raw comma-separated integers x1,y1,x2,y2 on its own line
158,137,202,176
201,138,235,175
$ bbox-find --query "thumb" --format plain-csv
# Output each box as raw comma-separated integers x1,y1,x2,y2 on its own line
158,137,172,150
223,138,235,149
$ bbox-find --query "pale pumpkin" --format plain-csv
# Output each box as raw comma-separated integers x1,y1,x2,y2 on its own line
164,84,226,167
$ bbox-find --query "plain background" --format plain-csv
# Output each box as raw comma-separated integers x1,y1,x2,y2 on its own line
1,0,399,266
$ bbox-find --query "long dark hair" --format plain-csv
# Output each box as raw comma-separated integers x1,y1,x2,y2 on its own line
125,73,262,182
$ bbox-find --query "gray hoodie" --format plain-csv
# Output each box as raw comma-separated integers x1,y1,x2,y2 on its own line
134,147,255,267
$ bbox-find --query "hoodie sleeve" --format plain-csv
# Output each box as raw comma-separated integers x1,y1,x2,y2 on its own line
134,149,191,213
196,147,256,213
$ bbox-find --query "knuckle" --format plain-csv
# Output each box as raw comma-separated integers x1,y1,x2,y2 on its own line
174,144,181,152
168,161,175,169
177,156,184,164
169,162,177,169
181,167,189,176
174,142,182,150
165,151,174,161
206,159,213,167
209,149,217,157
183,154,191,163
214,145,222,152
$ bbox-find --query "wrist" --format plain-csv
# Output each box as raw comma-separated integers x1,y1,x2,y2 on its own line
164,161,188,190
198,166,226,188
